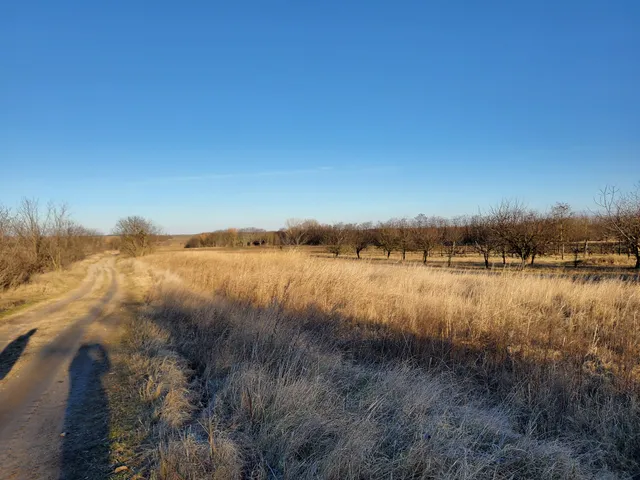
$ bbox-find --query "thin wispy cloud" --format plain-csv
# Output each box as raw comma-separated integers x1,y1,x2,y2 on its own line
126,166,334,186
126,165,396,187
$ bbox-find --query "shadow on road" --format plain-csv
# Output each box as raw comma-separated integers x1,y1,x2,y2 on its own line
59,343,111,480
0,328,37,380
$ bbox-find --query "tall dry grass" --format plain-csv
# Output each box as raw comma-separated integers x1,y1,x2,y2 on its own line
131,250,640,478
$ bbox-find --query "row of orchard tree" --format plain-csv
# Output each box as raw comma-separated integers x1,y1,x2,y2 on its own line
0,199,106,289
280,203,601,267
186,186,640,269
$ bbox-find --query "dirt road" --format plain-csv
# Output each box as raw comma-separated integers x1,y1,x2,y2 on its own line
0,256,123,479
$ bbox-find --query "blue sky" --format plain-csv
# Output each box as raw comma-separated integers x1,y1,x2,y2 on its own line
1,1,638,233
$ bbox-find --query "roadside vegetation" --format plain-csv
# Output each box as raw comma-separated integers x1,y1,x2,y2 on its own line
0,210,164,319
0,199,106,290
122,249,640,478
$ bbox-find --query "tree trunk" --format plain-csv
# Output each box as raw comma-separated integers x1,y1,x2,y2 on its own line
422,251,427,264
386,250,391,259
447,241,456,267
356,248,361,259
484,253,490,269
402,249,406,261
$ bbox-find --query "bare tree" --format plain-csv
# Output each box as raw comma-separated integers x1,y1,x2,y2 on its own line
568,216,590,268
302,219,324,245
13,198,46,265
113,216,163,257
375,221,399,258
597,185,640,269
566,214,596,267
468,214,498,269
490,201,553,267
551,202,571,260
391,218,412,261
348,222,373,259
0,204,19,288
325,223,350,257
283,218,310,246
411,214,439,264
44,202,73,270
1,199,106,289
440,217,464,267
0,204,11,244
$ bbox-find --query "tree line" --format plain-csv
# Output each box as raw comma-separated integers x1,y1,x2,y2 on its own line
185,228,280,249
185,185,640,269
0,199,107,289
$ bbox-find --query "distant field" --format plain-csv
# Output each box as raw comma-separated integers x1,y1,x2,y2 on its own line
158,234,193,250
124,249,640,478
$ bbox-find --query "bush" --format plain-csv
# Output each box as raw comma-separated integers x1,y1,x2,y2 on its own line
0,199,105,290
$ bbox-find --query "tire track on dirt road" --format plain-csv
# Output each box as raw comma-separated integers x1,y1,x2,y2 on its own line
0,257,123,480
0,260,104,350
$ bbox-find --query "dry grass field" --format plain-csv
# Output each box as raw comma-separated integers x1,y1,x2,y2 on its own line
120,249,640,479
179,244,639,276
